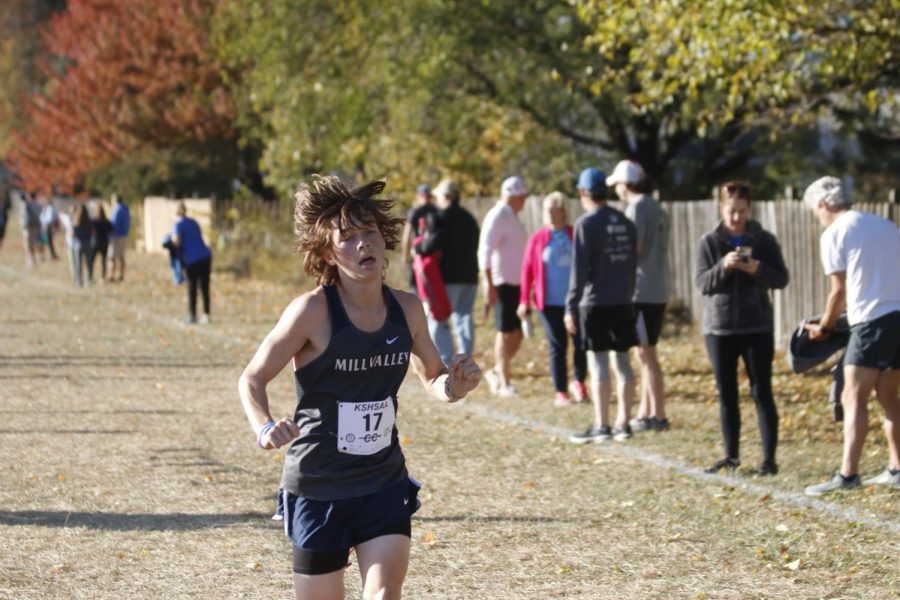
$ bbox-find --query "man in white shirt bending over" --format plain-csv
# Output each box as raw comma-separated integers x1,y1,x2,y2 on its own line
478,176,528,397
803,176,900,495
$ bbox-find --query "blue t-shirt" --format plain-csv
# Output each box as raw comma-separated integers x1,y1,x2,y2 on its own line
174,217,211,266
542,229,573,307
729,234,746,248
111,203,130,237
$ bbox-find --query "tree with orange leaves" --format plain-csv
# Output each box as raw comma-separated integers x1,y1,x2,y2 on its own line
9,0,241,197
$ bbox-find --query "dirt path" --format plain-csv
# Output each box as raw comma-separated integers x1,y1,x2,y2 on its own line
1,240,897,599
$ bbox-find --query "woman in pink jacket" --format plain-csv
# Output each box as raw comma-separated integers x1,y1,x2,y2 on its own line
517,192,588,406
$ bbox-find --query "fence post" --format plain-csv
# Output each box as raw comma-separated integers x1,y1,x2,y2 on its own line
889,189,897,204
784,185,795,201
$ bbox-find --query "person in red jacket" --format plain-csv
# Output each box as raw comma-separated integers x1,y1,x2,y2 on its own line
517,192,588,406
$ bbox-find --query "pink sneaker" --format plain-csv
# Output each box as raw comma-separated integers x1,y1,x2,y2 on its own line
570,380,588,403
554,392,573,407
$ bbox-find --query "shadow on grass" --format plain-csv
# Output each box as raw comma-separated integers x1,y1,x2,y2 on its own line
414,515,578,524
0,429,136,435
0,355,234,369
0,409,189,415
0,510,270,531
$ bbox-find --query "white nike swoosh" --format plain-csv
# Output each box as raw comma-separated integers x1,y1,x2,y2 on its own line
403,497,409,505
387,336,399,344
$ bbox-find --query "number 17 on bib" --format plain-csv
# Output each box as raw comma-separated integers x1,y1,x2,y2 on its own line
337,397,396,455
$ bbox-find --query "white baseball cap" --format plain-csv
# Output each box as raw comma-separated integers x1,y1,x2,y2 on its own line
606,160,646,186
802,176,849,210
500,176,527,198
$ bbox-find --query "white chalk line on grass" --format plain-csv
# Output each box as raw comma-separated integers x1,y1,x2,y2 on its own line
456,400,900,537
7,263,898,537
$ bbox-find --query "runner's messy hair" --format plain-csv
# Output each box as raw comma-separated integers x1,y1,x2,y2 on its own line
294,175,404,286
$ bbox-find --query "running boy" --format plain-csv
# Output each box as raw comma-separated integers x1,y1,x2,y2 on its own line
238,176,481,599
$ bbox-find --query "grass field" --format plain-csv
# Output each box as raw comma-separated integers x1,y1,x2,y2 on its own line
1,232,898,599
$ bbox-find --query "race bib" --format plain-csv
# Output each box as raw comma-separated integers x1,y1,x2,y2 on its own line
337,397,396,456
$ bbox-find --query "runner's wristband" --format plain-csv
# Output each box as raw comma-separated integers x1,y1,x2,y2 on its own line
256,421,275,448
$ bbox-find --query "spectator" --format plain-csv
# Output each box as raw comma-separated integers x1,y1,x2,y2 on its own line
58,205,78,284
517,191,588,407
401,183,436,291
413,179,480,364
802,176,900,495
38,196,59,261
108,194,130,282
0,192,9,249
566,168,639,443
72,203,94,287
479,176,529,397
695,181,789,476
608,160,671,432
19,193,41,267
172,202,212,324
91,204,113,283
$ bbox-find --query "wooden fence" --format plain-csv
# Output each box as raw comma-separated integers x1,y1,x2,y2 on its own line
210,193,898,348
465,196,900,349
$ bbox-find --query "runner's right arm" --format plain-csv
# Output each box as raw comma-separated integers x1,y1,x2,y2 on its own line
238,293,322,448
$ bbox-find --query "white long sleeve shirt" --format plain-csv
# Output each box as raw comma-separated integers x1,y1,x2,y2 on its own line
477,201,526,286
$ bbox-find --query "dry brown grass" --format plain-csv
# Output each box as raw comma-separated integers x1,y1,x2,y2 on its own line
1,232,898,599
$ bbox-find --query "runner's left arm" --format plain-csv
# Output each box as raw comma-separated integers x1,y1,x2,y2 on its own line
399,291,481,402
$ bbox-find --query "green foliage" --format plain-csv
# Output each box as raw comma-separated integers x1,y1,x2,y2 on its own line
84,147,238,200
215,0,898,199
213,0,586,199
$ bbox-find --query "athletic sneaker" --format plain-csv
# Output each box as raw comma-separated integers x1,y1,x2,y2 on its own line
497,385,518,398
184,316,197,325
629,417,652,432
704,457,741,474
199,313,211,325
650,417,670,432
804,473,861,496
554,392,573,407
752,461,779,476
484,368,501,396
862,468,900,487
569,380,589,403
612,424,633,441
569,425,612,444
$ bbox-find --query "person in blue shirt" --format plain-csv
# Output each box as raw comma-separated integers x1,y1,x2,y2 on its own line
172,202,212,324
108,194,131,282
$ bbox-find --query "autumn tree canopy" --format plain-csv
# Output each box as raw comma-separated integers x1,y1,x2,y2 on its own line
9,0,240,196
4,0,898,200
216,0,899,198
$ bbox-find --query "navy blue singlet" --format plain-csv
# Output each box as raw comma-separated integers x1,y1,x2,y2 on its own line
280,284,412,500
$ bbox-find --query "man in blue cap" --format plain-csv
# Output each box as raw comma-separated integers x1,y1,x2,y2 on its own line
401,183,436,291
566,167,639,443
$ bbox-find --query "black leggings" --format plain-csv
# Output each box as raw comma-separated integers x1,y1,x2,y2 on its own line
705,333,778,464
538,306,587,392
186,257,211,318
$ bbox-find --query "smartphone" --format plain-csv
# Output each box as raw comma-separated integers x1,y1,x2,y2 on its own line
737,246,752,262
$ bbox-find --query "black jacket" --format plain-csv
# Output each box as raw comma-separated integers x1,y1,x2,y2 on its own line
414,203,479,284
695,220,789,335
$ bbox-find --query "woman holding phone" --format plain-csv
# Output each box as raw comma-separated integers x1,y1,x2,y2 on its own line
695,182,790,476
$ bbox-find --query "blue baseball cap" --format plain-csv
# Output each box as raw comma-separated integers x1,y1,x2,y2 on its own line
577,167,607,198
416,183,432,196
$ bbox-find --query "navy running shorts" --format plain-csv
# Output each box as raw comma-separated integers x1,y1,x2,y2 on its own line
285,476,421,575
